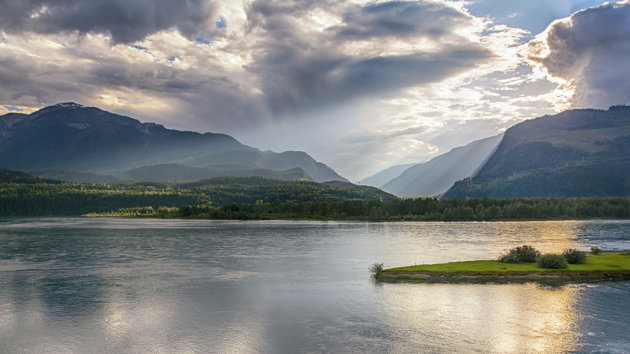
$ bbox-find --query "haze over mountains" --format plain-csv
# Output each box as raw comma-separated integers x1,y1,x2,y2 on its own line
380,134,502,197
0,103,346,183
2,102,629,199
361,106,630,199
359,134,502,197
359,164,413,189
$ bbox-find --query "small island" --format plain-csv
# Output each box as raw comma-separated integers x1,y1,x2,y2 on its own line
375,247,630,283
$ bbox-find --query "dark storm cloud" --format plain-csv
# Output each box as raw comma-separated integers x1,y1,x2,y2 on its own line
245,0,491,115
0,0,218,43
334,1,471,40
254,48,491,114
531,2,630,108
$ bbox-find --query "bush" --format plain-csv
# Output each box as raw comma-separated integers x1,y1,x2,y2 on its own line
499,245,541,263
591,246,601,255
537,253,567,269
370,262,384,275
563,248,586,264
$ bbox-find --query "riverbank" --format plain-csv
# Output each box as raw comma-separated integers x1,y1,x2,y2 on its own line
376,252,630,283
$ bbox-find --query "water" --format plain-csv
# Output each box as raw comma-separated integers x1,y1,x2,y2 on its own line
0,218,629,353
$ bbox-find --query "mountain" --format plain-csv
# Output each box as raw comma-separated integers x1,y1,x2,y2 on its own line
358,163,413,188
182,149,343,182
444,106,630,198
0,113,27,138
0,103,346,182
32,169,119,183
381,134,503,197
126,164,312,182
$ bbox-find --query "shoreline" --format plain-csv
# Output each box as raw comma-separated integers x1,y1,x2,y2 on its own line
376,270,630,283
376,252,630,284
80,214,630,222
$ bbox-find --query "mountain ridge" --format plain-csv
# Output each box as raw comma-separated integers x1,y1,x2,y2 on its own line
444,106,630,198
376,134,502,197
0,103,347,183
359,163,413,188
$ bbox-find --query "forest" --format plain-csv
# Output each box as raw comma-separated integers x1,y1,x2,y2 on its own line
1,169,628,220
0,170,393,216
89,196,630,221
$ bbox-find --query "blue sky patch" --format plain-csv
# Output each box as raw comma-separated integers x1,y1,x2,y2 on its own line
216,16,227,30
131,45,148,51
195,36,211,44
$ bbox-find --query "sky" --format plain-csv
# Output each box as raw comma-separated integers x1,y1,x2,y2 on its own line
1,0,629,181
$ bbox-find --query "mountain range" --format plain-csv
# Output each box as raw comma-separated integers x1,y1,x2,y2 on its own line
444,106,630,198
362,106,630,199
358,164,413,188
0,103,346,183
3,102,629,199
380,134,502,197
359,134,502,197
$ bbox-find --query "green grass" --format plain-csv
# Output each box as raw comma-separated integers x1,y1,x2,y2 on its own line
384,252,630,274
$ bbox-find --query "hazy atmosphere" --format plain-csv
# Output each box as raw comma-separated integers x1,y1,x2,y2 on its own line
1,0,629,180
2,2,630,353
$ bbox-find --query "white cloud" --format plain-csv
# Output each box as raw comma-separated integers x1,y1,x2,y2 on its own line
527,1,630,109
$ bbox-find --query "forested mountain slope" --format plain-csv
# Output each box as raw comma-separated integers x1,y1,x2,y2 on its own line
444,106,630,198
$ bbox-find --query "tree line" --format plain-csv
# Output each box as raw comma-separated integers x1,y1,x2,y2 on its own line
1,169,628,220
92,196,630,221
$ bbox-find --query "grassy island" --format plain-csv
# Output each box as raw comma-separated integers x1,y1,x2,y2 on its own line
376,252,630,283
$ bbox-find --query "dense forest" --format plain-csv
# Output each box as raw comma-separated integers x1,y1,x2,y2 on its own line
444,160,630,199
0,170,393,216
90,196,630,221
1,170,629,220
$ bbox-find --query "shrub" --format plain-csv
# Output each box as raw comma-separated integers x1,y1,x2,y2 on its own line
563,248,586,264
590,246,601,255
499,245,541,263
370,262,384,275
537,253,567,269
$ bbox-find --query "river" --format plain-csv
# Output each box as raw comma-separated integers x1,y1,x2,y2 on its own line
1,218,629,353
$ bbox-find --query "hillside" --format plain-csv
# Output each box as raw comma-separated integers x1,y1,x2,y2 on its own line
359,164,413,188
381,134,502,197
0,103,345,183
0,170,393,216
444,106,630,198
125,164,311,182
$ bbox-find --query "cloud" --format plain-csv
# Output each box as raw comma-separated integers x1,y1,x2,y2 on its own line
246,0,491,115
528,1,630,108
1,0,588,180
334,1,471,40
254,48,491,115
466,0,608,35
0,0,219,44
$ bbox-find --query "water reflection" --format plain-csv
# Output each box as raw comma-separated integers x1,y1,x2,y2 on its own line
375,221,584,268
0,218,628,353
378,283,579,353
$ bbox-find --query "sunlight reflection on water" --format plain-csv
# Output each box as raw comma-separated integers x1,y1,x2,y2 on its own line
0,218,628,353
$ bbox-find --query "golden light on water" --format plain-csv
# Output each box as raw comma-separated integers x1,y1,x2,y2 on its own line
381,221,585,353
384,283,580,353
489,284,580,353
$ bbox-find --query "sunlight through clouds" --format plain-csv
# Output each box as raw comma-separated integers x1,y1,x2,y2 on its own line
0,0,625,180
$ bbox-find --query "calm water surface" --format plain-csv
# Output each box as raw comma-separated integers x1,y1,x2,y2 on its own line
1,218,629,353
